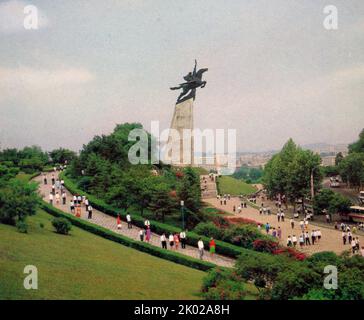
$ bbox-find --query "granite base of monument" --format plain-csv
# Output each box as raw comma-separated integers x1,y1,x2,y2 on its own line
165,98,194,166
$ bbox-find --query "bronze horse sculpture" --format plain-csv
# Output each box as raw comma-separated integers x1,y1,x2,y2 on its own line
170,60,208,103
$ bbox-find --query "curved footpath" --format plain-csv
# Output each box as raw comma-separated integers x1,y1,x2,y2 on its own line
33,172,235,268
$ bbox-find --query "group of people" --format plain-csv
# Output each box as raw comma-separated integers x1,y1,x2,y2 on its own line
116,217,216,260
286,230,322,248
217,194,231,206
47,174,67,206
259,203,272,215
70,195,93,219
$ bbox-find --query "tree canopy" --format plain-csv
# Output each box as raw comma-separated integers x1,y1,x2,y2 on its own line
263,139,322,203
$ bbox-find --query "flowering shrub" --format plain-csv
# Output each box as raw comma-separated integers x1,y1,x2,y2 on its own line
253,239,279,253
272,247,307,261
169,190,177,197
175,171,184,178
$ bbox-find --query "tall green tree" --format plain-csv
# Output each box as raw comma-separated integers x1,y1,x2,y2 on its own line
49,148,77,164
263,139,322,208
0,180,39,225
348,128,364,154
338,152,364,189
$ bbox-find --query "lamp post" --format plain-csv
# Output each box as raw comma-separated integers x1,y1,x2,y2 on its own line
180,200,185,230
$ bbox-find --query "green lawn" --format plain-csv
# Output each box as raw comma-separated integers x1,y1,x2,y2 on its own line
217,176,257,196
15,172,34,182
0,210,205,300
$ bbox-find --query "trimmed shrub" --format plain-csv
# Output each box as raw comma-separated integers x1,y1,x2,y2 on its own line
16,220,28,233
52,217,72,235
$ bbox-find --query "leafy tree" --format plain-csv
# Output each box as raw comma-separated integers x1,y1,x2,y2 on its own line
313,189,351,215
148,183,177,222
348,128,364,154
263,139,322,209
338,152,364,188
0,180,39,225
49,148,76,164
271,266,322,300
335,152,344,166
321,165,339,177
233,166,263,183
236,252,288,291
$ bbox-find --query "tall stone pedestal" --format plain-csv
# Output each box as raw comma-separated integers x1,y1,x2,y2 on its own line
165,98,194,166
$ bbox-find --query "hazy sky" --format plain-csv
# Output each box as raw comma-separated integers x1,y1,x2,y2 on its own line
0,0,363,152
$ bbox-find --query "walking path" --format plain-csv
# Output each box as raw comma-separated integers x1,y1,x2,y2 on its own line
200,175,217,199
33,172,235,268
205,196,364,255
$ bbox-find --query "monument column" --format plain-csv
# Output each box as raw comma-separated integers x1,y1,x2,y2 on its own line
165,60,208,167
166,97,194,166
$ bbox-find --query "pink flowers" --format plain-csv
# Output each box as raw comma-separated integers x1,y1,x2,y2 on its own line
273,247,307,261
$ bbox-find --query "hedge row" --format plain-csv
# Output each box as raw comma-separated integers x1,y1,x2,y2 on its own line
39,200,216,272
59,172,270,260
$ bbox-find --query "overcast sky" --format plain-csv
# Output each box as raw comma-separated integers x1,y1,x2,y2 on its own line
0,0,363,152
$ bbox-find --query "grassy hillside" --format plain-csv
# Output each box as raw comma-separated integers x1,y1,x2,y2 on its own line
217,176,257,196
0,210,204,300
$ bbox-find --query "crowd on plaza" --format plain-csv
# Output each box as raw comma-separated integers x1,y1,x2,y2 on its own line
214,191,364,256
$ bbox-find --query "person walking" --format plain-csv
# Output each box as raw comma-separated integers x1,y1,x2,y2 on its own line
300,220,304,232
265,222,270,234
311,230,316,245
351,238,357,254
49,192,54,205
168,233,174,249
198,238,204,260
305,231,311,245
348,231,353,244
145,227,151,242
70,199,74,213
292,235,297,247
62,191,67,205
144,219,150,229
299,234,304,248
117,214,122,230
317,229,322,242
160,234,167,249
209,237,216,257
342,231,347,245
87,205,93,219
43,174,47,185
287,235,292,247
277,226,282,240
290,218,294,229
174,233,180,250
126,213,132,229
55,192,60,205
139,229,144,241
180,230,187,249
